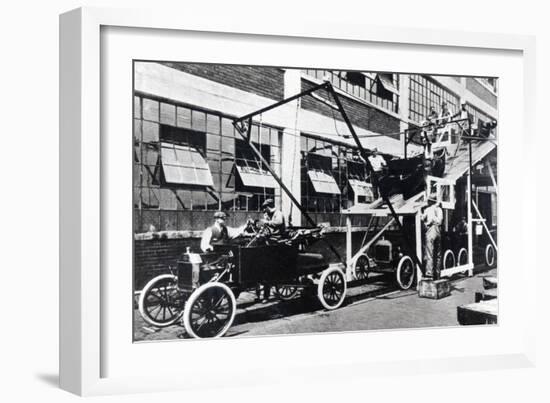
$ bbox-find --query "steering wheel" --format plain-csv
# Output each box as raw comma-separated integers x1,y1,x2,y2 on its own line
244,219,260,235
259,223,272,237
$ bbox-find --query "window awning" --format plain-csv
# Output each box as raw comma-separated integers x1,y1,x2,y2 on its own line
377,74,399,95
160,142,214,186
235,165,277,188
307,170,341,195
348,179,374,200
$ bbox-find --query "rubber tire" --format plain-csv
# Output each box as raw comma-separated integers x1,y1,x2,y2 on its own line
485,244,496,267
443,249,456,270
138,274,184,328
183,282,236,339
317,267,347,310
353,254,370,281
457,248,468,266
396,255,415,290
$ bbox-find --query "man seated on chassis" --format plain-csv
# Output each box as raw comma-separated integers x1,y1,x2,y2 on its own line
260,198,286,236
200,211,249,253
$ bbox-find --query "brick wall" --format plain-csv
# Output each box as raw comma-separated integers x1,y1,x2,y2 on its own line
300,80,401,139
162,62,284,101
466,78,497,109
134,237,199,290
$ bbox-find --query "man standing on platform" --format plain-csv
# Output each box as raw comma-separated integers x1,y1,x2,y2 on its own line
367,148,387,198
421,199,444,279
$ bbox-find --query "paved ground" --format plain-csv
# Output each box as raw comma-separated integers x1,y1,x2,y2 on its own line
133,267,497,341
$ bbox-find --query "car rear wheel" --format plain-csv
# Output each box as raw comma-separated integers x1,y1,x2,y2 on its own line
396,256,415,290
183,283,236,339
457,248,468,266
443,249,456,270
353,254,370,281
317,267,347,310
485,244,496,267
274,285,299,301
138,274,184,328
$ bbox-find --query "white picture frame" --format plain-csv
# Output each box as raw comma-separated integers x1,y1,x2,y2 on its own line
60,7,537,396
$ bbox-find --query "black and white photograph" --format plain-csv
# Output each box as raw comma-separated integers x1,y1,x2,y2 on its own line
132,61,498,341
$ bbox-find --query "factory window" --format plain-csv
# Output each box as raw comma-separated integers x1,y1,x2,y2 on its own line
408,75,459,124
160,142,214,187
343,71,366,88
300,134,373,213
234,139,276,188
464,103,495,128
347,160,374,204
133,96,282,232
376,73,399,102
307,154,341,195
478,77,498,93
303,69,400,113
157,124,213,187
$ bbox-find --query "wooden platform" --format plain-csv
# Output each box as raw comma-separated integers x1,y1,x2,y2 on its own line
457,299,498,325
418,279,451,299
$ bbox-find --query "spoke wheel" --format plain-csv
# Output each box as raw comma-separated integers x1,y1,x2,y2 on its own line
396,256,415,290
183,283,236,339
317,267,347,310
443,249,456,270
274,285,299,301
457,248,468,266
138,274,184,327
353,254,370,281
485,244,496,267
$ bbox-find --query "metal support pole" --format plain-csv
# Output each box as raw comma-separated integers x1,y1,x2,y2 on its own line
234,81,330,124
487,162,498,195
326,83,425,275
467,140,474,276
415,211,423,286
472,200,498,252
346,215,353,281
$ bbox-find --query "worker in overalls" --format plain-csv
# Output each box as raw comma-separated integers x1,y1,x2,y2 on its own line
421,199,444,279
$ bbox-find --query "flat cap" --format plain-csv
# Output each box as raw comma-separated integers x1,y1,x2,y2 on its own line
261,198,274,208
213,211,228,219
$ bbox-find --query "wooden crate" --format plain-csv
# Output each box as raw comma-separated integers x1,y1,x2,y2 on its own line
418,279,451,299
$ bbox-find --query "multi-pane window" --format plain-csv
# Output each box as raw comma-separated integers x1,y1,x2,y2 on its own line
231,139,277,210
409,75,459,123
134,95,282,231
302,69,399,113
464,103,495,127
300,134,371,213
478,77,498,93
347,160,374,204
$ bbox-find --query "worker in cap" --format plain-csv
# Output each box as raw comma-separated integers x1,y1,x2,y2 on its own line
200,210,249,252
255,199,286,303
261,199,285,236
